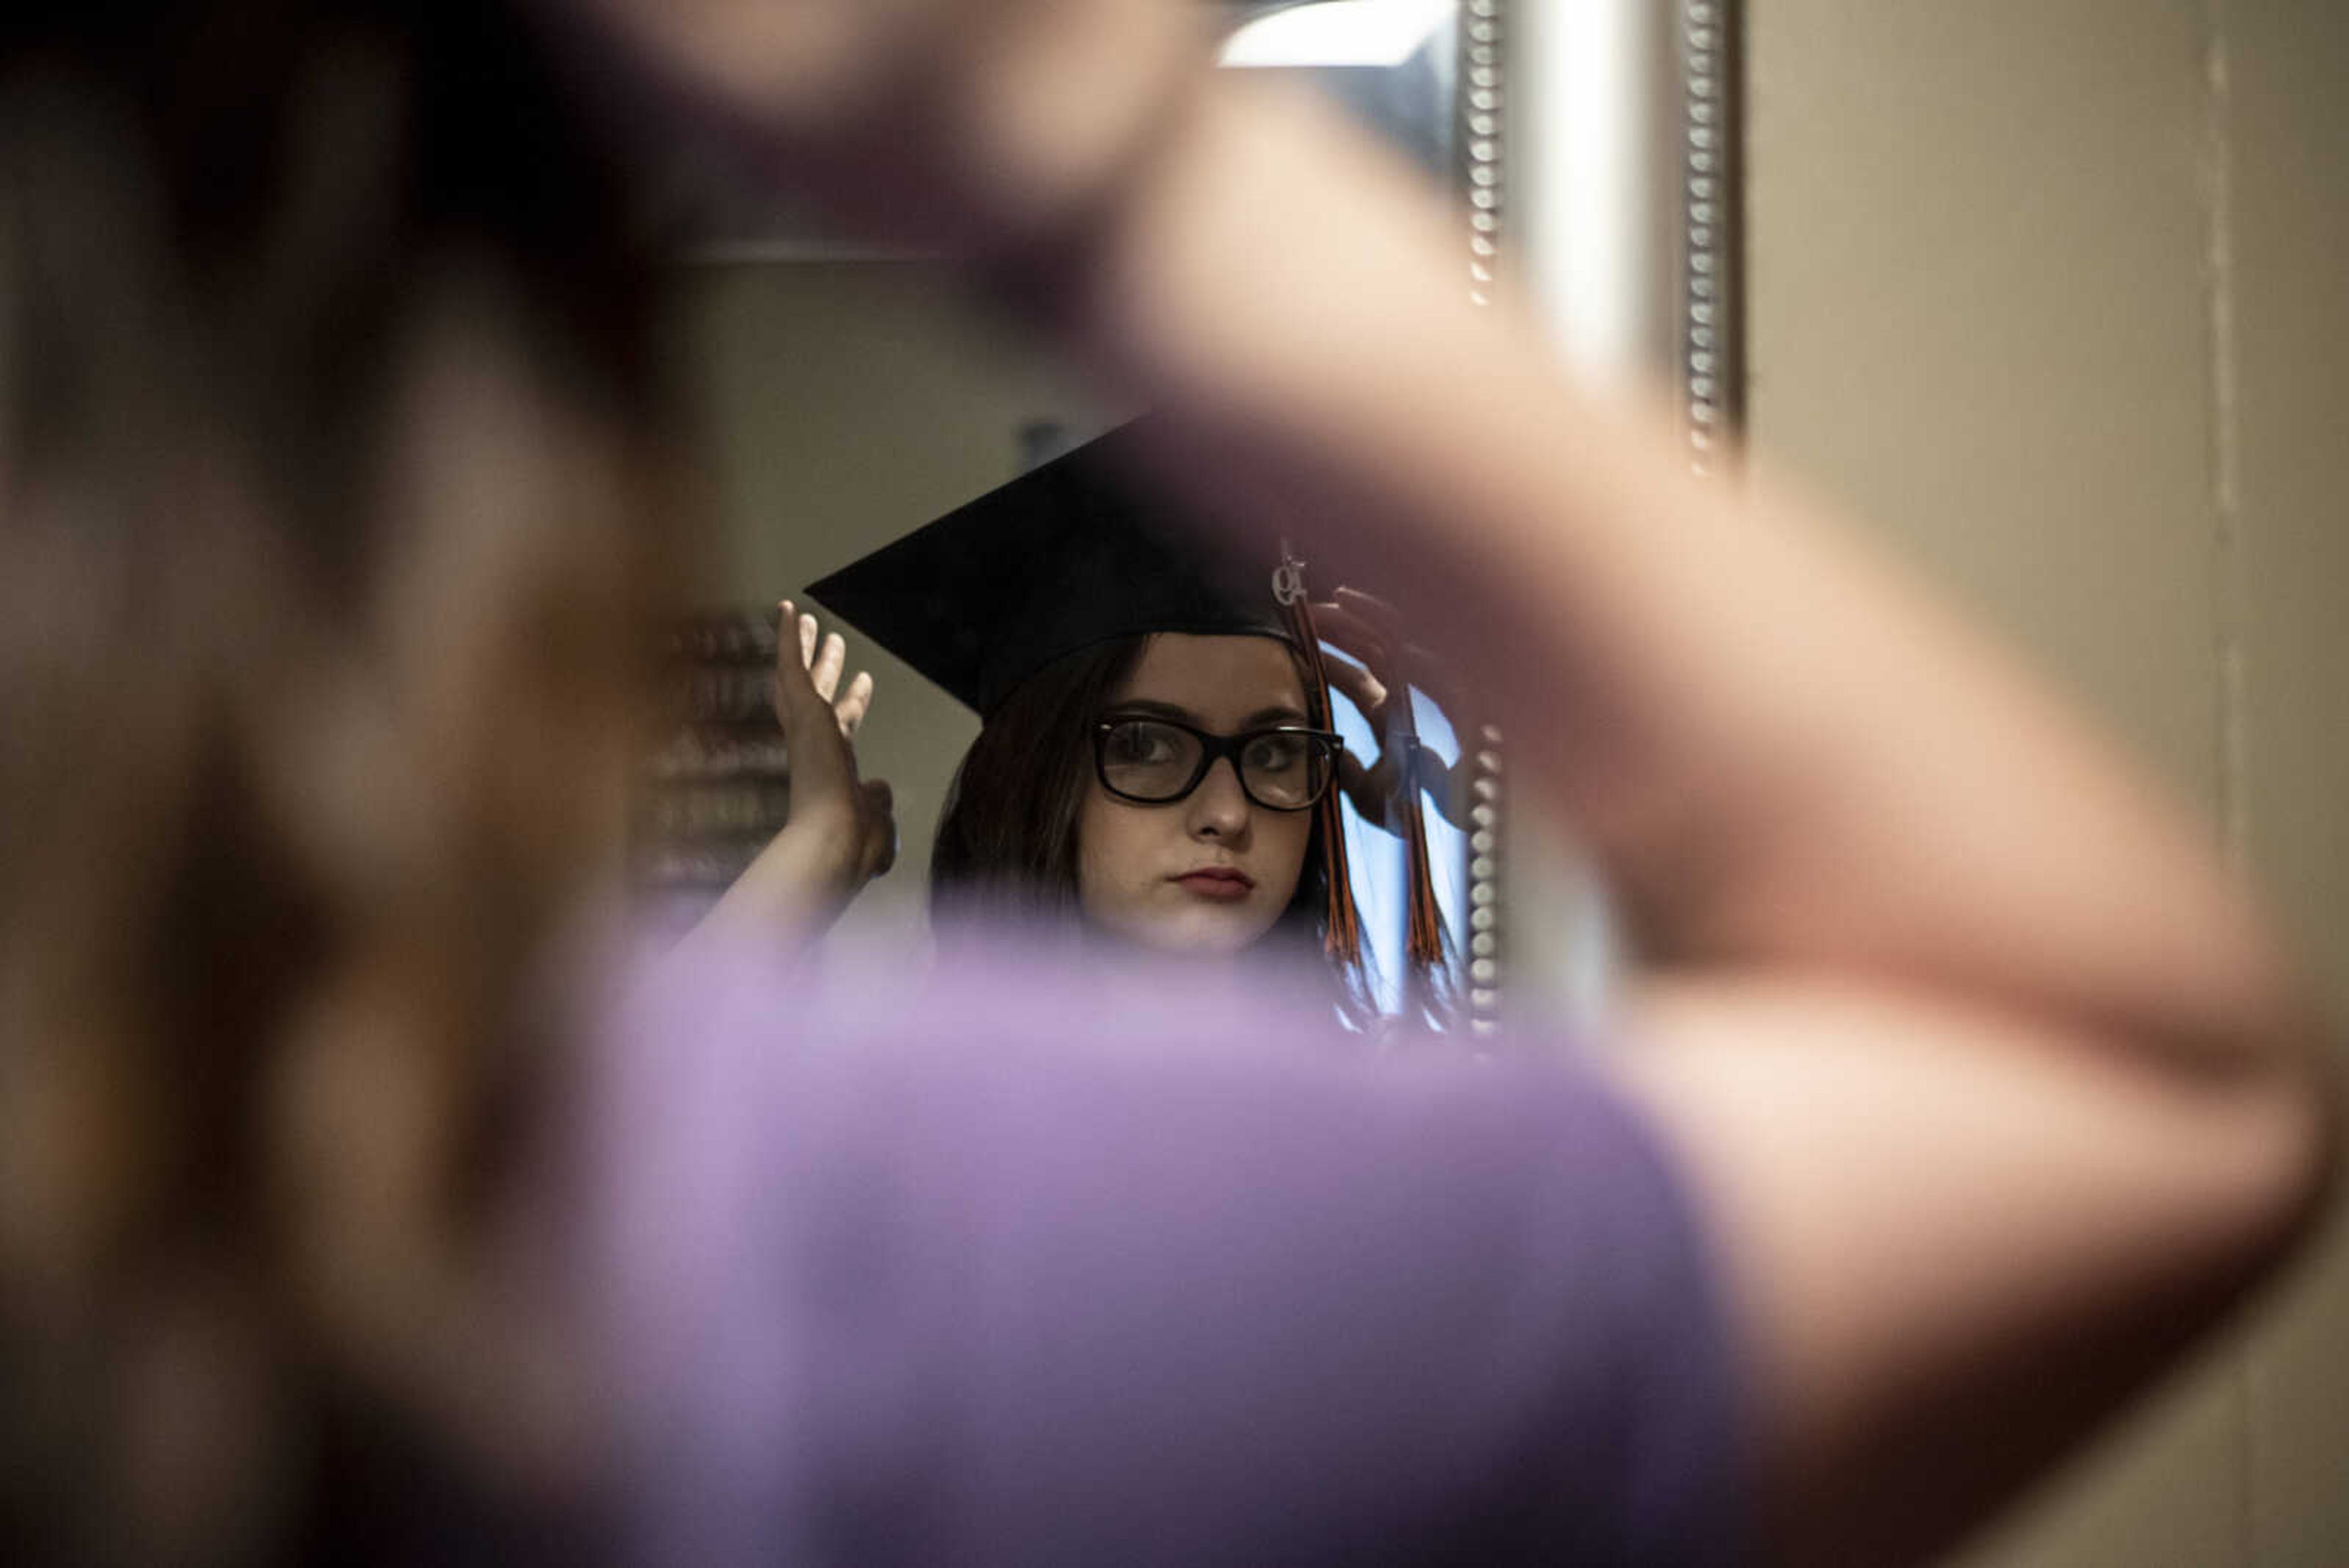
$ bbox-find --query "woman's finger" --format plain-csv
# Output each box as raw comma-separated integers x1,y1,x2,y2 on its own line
812,630,847,704
798,609,820,671
1337,748,1399,830
771,600,811,728
1310,600,1392,672
771,612,820,723
836,669,875,737
770,604,856,792
1320,647,1389,721
1428,755,1473,831
1326,589,1482,745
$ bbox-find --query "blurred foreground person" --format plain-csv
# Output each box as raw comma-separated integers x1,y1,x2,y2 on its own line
1,3,2336,1567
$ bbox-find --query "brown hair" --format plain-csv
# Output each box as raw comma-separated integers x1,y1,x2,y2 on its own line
930,637,1148,921
0,4,675,1561
930,635,1371,1017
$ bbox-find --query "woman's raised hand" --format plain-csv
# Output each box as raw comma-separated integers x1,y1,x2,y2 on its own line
680,602,896,952
1312,589,1478,835
785,598,875,752
775,600,897,889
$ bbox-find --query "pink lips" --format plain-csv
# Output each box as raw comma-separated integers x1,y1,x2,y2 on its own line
1174,868,1254,901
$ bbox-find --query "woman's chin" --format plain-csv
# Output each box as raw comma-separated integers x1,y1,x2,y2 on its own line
1091,902,1281,959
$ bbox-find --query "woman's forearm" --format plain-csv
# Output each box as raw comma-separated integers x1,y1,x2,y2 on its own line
1066,79,2316,1065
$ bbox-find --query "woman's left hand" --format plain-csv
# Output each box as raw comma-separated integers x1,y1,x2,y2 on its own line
1313,588,1480,834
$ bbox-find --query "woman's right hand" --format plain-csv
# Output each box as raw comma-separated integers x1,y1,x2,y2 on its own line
680,602,896,951
771,600,897,895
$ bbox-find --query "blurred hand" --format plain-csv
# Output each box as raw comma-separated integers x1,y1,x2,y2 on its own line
558,0,1218,255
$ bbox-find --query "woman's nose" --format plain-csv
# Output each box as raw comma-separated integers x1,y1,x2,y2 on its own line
1186,756,1253,839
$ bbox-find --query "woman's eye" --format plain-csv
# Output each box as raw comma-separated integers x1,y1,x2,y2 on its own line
1245,734,1305,771
1108,723,1181,764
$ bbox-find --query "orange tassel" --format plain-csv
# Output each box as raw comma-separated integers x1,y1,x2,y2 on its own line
1275,550,1361,965
1403,749,1445,966
1386,696,1447,975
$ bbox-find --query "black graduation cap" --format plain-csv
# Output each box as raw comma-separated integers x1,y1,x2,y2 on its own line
803,417,1463,984
805,421,1293,717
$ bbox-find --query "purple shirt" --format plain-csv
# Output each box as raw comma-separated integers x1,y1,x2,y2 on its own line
585,939,1745,1567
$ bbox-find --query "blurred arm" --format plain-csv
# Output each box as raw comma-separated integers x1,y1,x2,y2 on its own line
1063,76,2336,1566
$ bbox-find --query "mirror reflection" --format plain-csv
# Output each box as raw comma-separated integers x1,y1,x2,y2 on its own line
635,3,1485,1024
639,261,1474,1024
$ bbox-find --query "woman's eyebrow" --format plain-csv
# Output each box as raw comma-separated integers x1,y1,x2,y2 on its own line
1105,699,1198,722
1107,699,1311,727
1242,704,1312,727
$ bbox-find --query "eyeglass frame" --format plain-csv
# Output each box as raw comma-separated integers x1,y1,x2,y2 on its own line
1090,715,1344,812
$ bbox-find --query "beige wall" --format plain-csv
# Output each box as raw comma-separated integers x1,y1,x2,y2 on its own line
1747,3,2349,1564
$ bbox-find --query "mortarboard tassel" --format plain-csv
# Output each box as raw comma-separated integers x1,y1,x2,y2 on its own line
1400,745,1447,970
1274,546,1362,965
1382,671,1449,992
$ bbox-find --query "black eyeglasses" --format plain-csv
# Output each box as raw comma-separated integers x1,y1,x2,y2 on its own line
1093,716,1342,811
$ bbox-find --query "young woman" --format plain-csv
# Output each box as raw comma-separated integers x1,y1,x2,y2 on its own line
935,628,1334,954
1,2,2333,1567
696,609,1365,980
701,429,1441,1013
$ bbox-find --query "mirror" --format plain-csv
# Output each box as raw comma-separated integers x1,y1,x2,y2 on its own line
637,259,1480,1027
633,0,1740,1034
